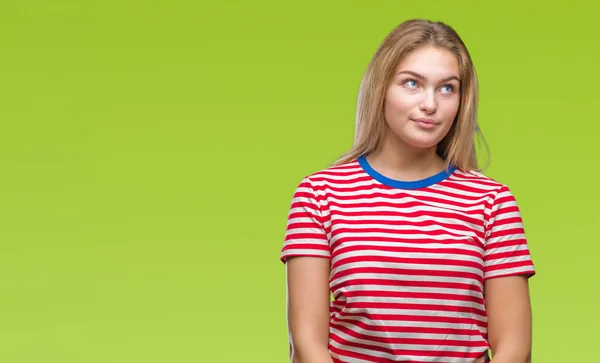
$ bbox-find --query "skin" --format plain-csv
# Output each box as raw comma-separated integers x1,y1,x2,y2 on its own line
286,257,333,363
484,275,533,363
286,45,533,363
367,45,461,181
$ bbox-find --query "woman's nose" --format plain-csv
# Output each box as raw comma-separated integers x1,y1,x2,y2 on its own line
419,90,437,114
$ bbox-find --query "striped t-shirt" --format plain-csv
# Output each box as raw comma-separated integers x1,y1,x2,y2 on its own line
280,155,535,363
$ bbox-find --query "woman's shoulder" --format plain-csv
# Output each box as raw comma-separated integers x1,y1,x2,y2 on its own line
302,159,363,181
449,167,510,193
293,159,364,191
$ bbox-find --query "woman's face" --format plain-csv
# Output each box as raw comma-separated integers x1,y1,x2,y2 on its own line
383,46,461,151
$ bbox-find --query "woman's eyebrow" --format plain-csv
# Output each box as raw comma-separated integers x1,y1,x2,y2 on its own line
397,70,460,83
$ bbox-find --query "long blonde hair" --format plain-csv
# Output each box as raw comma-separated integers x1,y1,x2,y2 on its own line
332,19,489,172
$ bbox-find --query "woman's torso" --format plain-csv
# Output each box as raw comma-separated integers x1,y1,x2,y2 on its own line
318,160,497,362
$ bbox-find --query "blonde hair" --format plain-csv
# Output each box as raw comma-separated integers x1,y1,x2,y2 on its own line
332,19,489,172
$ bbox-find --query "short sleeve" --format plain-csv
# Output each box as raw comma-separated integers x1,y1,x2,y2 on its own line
483,185,535,280
280,176,330,263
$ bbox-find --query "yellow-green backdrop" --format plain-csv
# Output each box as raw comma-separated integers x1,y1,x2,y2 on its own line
0,1,597,362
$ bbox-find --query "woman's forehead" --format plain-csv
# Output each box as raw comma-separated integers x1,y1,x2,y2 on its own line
395,47,460,79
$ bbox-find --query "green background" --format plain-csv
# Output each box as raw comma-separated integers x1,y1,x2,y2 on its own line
0,1,597,362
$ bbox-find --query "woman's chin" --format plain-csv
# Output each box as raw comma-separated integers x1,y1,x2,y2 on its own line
402,135,444,150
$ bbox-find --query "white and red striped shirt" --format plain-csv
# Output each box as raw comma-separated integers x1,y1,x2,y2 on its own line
280,156,535,363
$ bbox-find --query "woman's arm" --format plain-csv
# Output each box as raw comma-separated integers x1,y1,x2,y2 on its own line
286,256,334,363
485,275,533,363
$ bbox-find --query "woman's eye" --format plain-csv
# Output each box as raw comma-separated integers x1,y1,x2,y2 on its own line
441,85,454,93
404,80,418,88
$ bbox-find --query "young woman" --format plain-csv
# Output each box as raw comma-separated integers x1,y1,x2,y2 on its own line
280,19,535,363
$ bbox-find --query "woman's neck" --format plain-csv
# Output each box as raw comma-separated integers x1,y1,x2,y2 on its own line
366,136,446,182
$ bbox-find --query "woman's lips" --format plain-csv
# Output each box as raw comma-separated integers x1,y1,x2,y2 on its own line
412,118,438,129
